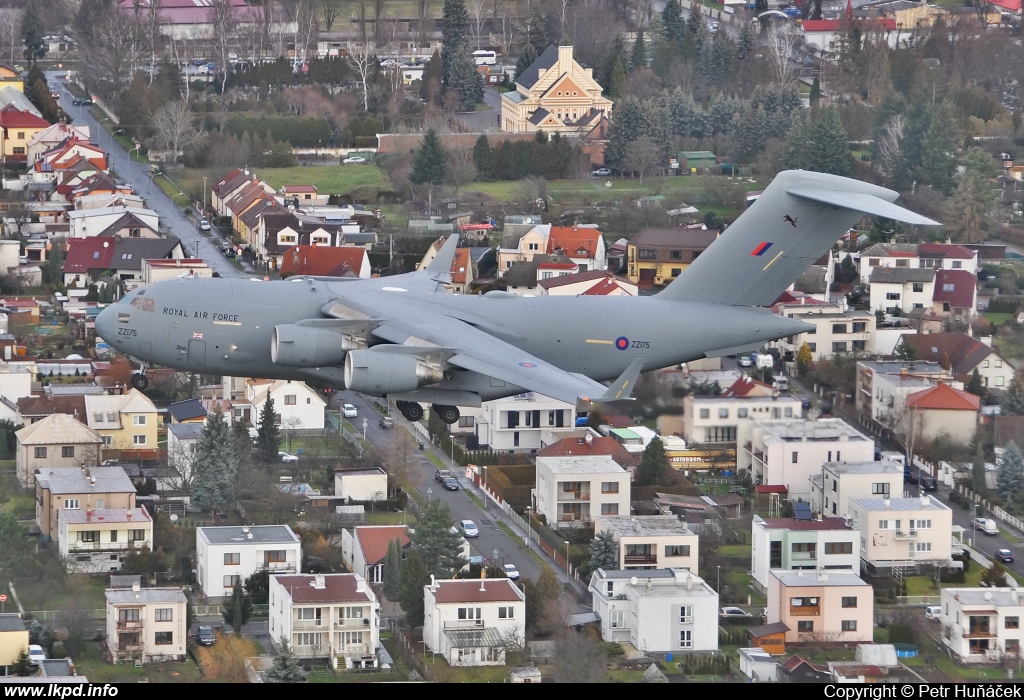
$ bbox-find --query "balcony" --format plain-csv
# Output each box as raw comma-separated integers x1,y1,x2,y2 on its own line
557,514,590,523
788,606,820,617
263,562,297,573
116,620,143,630
444,619,485,629
963,629,997,639
293,619,326,630
557,491,591,502
116,643,144,653
624,555,658,565
70,540,147,551
334,618,372,629
894,531,918,540
790,552,817,562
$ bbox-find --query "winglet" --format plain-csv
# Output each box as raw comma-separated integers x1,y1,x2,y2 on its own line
424,234,460,275
582,358,645,404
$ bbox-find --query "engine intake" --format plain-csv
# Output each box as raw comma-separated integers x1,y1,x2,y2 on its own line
271,324,357,367
344,348,443,394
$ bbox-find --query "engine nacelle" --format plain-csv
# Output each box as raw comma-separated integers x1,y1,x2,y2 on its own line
271,324,357,367
344,348,443,395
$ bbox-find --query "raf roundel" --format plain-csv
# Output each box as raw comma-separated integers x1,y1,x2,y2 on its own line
518,362,537,368
615,337,629,350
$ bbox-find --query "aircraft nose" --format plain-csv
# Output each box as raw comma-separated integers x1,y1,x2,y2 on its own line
95,304,117,343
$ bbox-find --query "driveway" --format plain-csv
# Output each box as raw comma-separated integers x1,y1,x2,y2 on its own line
455,86,501,133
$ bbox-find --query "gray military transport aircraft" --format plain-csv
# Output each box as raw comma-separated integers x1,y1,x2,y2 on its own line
95,171,938,425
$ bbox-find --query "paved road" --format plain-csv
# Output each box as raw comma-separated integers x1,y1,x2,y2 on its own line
50,71,251,280
455,86,501,133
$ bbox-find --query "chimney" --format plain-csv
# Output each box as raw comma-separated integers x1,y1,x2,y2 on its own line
585,433,593,445
90,476,96,487
85,468,91,478
480,577,486,592
920,495,929,508
632,519,641,532
430,574,437,592
356,575,366,593
127,511,132,521
645,578,652,592
131,581,140,593
686,575,693,591
246,530,253,539
86,509,91,521
883,498,891,509
558,45,573,73
312,574,325,589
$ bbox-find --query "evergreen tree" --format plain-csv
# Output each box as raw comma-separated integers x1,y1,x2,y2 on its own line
514,42,539,81
587,531,619,573
254,395,281,464
21,0,45,65
382,538,403,598
12,648,33,676
737,23,755,60
629,29,648,71
523,567,561,631
967,368,985,398
1000,371,1024,416
917,103,959,194
419,49,443,104
807,106,851,176
410,129,448,186
221,580,254,634
637,436,669,486
263,637,305,682
450,45,483,110
945,175,994,244
687,3,705,39
231,418,253,467
607,56,626,100
244,570,270,605
782,116,810,171
997,441,1024,502
411,500,468,577
810,76,821,104
972,442,987,492
399,547,429,627
472,134,495,179
662,0,686,45
192,409,236,513
440,0,470,86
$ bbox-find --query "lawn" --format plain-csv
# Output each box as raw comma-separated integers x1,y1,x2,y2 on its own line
904,564,1024,597
248,165,392,195
460,174,754,206
983,312,1014,326
71,642,203,683
364,511,415,525
0,470,34,519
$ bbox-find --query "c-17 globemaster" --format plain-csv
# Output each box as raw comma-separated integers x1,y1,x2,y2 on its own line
95,171,938,425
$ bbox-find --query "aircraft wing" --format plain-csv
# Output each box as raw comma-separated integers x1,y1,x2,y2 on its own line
350,300,643,405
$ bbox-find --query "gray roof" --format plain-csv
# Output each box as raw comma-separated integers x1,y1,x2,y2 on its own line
869,267,935,284
111,237,181,271
503,90,524,104
40,659,75,677
36,466,136,495
105,587,188,605
851,496,950,512
528,107,551,126
823,460,902,476
167,398,206,422
516,44,559,90
771,570,869,587
109,574,143,589
198,524,299,545
168,423,205,440
0,613,25,632
597,514,694,537
944,588,1024,607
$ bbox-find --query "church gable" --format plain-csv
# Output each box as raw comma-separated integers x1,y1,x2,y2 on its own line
546,76,591,100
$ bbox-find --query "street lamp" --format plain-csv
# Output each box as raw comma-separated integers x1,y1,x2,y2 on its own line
524,506,532,551
481,465,487,510
492,549,498,570
564,540,570,576
110,128,123,153
717,565,721,593
202,175,208,212
362,417,368,440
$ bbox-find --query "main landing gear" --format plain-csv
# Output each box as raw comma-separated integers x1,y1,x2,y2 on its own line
130,371,149,390
433,404,460,425
394,401,460,424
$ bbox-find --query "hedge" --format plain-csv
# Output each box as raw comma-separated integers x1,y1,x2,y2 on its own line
223,114,333,148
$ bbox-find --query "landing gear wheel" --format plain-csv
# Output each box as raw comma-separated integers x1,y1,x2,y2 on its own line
400,402,424,422
130,372,149,390
433,404,460,424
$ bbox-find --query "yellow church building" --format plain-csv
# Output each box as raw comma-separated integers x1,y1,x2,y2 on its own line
500,45,612,134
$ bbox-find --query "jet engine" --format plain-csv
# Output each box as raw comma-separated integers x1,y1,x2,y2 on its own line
271,324,358,367
344,348,443,394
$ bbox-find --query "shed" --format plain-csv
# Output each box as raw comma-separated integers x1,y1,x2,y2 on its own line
678,150,717,173
510,666,542,683
748,621,789,655
739,647,780,682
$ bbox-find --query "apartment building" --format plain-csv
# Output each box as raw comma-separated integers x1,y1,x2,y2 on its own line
751,516,860,592
196,525,302,599
104,583,188,663
809,460,905,519
472,393,577,453
849,495,956,575
594,515,699,573
773,301,875,362
682,393,802,451
533,455,630,526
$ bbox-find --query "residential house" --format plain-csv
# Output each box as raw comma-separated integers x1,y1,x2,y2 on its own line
211,168,253,218
472,393,577,453
62,237,116,289
423,578,526,666
904,383,980,445
626,226,718,289
896,333,1014,390
932,269,978,321
340,525,411,584
58,507,153,574
416,240,478,294
91,212,159,239
34,138,108,178
34,466,136,541
681,393,803,457
16,414,104,490
334,467,388,503
538,270,637,296
278,245,371,278
751,516,860,593
196,525,302,599
939,587,1024,662
280,184,329,207
801,18,899,52
0,106,50,162
858,242,978,278
496,224,550,271
246,378,326,430
27,122,91,164
782,655,832,682
0,614,28,669
742,419,876,499
739,646,781,682
594,514,699,572
104,583,188,663
533,455,631,526
83,389,159,456
237,196,282,246
849,495,957,575
854,360,954,431
167,398,207,423
268,573,380,669
545,225,606,273
536,434,640,474
809,460,904,520
500,254,576,295
772,300,875,362
868,267,935,316
16,394,87,427
142,258,213,285
766,570,874,644
67,207,159,240
500,45,612,134
107,238,186,290
589,568,719,654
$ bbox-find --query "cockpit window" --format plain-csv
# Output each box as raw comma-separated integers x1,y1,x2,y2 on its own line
130,297,154,312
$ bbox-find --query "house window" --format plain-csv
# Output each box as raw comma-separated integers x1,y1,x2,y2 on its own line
1006,617,1020,630
498,606,515,619
108,413,116,422
64,499,80,510
295,632,321,646
679,630,692,649
284,395,297,405
224,553,240,565
133,415,147,425
155,608,173,622
869,258,879,267
457,607,482,620
826,542,853,554
601,503,619,515
610,609,625,628
154,631,173,645
737,408,748,418
792,452,798,464
886,292,900,300
133,435,147,445
852,322,866,333
80,530,98,543
841,596,858,608
699,409,709,419
952,261,962,269
223,575,240,587
996,377,1005,387
102,436,112,446
896,259,908,267
601,482,619,493
718,408,728,419
797,620,814,632
118,608,140,623
671,250,682,260
679,605,692,624
841,620,858,632
94,413,104,422
911,519,931,530
872,482,890,496
915,542,932,552
912,283,923,293
62,446,74,458
852,340,866,351
265,550,286,563
34,446,46,459
832,342,847,352
296,608,318,620
110,529,118,542
808,343,816,352
832,324,847,334
665,545,690,557
129,529,145,542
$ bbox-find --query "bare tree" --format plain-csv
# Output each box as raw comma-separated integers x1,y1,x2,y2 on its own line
468,0,488,48
294,0,320,65
169,35,197,101
446,148,478,196
246,0,274,65
876,114,905,175
374,0,386,43
166,438,198,493
496,0,517,57
0,8,21,66
321,0,344,31
141,0,164,85
347,42,378,112
210,0,239,95
624,135,662,186
149,101,205,166
90,10,147,87
417,0,432,50
764,22,800,86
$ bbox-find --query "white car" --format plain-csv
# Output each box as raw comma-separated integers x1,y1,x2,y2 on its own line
460,520,479,538
503,563,520,580
719,607,748,617
925,605,942,621
198,219,211,231
342,403,358,418
737,356,754,367
28,645,45,665
278,452,298,463
343,156,367,164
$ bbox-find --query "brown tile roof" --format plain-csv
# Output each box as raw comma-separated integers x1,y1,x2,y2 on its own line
537,435,640,466
547,226,601,258
631,226,718,249
898,332,995,376
17,395,87,421
431,578,523,604
275,574,375,604
933,269,977,309
355,525,410,567
450,248,471,284
280,245,365,277
907,383,980,411
723,376,774,397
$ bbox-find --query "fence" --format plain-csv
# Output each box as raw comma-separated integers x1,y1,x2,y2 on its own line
193,603,269,617
26,609,104,621
896,596,940,606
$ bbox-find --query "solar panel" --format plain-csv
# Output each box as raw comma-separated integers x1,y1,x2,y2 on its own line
793,502,813,521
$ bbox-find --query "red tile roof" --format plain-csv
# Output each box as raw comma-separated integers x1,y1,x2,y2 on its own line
431,578,523,604
280,245,366,277
355,525,410,567
0,105,48,129
547,226,602,259
907,383,980,411
918,243,976,260
755,485,788,494
581,277,632,295
933,269,977,309
772,292,827,308
64,237,116,273
898,332,995,377
281,184,317,193
537,435,640,466
450,248,471,284
723,376,774,397
274,574,375,604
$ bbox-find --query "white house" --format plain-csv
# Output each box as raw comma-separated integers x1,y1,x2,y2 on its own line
247,379,326,430
858,242,978,279
340,525,410,584
868,267,935,316
472,393,577,453
533,455,631,526
849,495,957,576
59,507,153,574
67,206,159,239
681,393,803,450
809,460,904,519
105,583,188,664
750,515,860,593
594,515,699,573
589,568,719,654
334,467,388,502
940,587,1024,662
742,419,876,499
423,578,526,666
772,301,875,362
268,573,380,670
196,525,302,599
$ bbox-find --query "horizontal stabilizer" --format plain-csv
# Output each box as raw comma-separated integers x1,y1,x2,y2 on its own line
586,358,645,403
785,188,941,226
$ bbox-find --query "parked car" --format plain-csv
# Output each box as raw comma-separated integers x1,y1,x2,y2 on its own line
592,167,612,177
435,468,454,482
503,563,520,580
737,356,754,368
460,520,479,538
442,477,460,491
342,403,358,418
278,452,298,463
72,97,92,106
919,473,938,491
199,218,211,231
925,606,942,621
379,416,394,429
974,517,999,535
903,469,919,485
343,156,367,164
196,626,216,646
50,90,60,100
719,607,748,617
27,645,46,665
997,548,1015,563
